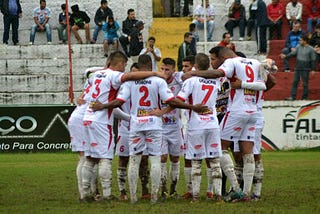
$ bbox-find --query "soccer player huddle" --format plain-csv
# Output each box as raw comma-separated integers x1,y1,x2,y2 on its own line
67,47,277,204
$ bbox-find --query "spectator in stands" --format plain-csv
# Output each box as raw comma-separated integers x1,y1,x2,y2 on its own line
189,23,197,56
57,3,70,44
102,16,120,57
0,0,22,45
280,35,316,100
267,0,284,40
286,0,303,29
192,0,215,42
139,36,162,71
29,0,51,45
246,0,257,41
119,9,138,57
310,23,320,64
129,20,144,63
217,32,236,52
224,0,246,41
91,0,113,44
281,21,305,72
306,0,320,33
256,0,269,55
70,4,91,44
177,32,193,71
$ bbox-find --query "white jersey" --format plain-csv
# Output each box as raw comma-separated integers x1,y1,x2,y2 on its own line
194,4,215,17
177,76,220,130
116,76,174,132
83,68,124,125
161,72,184,130
118,100,130,135
218,57,262,114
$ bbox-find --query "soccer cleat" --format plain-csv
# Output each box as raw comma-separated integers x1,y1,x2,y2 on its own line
120,194,128,201
213,195,225,204
79,195,95,203
224,189,244,202
141,193,151,200
251,194,261,201
181,192,193,199
190,197,200,204
231,195,251,203
206,192,214,200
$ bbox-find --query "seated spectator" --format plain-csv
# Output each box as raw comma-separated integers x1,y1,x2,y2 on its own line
177,32,193,71
119,9,138,57
70,4,90,44
189,23,197,56
247,0,257,41
139,36,161,71
129,20,144,63
29,0,52,45
267,0,284,40
91,0,113,44
309,23,320,64
286,0,302,29
306,0,320,33
224,0,246,41
281,21,305,72
217,32,236,52
102,16,120,57
192,0,215,42
57,3,70,44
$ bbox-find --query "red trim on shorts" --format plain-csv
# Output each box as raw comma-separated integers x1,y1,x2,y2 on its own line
107,124,113,150
221,111,229,130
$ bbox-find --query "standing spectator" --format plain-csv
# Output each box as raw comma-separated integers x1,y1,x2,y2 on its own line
310,23,320,63
29,0,51,45
0,0,22,45
267,0,284,40
306,0,320,33
139,36,162,71
129,20,144,63
102,16,120,57
217,32,236,52
119,9,138,57
70,4,90,44
280,35,316,100
246,0,257,41
224,0,246,41
57,3,70,44
256,0,269,55
281,21,305,72
91,0,113,44
177,32,193,71
188,23,197,56
286,0,303,29
192,0,215,42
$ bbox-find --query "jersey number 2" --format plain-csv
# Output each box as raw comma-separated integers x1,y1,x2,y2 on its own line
139,86,151,106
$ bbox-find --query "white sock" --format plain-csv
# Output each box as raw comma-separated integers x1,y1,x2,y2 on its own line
253,160,264,197
117,166,127,194
191,160,202,199
150,156,161,201
169,161,180,194
128,155,142,203
234,162,243,187
81,158,95,198
99,159,113,198
90,163,99,195
184,167,192,193
206,166,213,193
209,158,222,196
242,154,255,196
76,156,86,199
220,150,239,191
161,162,167,193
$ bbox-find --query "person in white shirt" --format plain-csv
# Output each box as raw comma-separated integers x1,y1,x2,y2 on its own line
139,36,162,71
286,0,303,29
192,0,215,41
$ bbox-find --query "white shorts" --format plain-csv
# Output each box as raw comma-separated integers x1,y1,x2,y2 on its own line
161,129,184,156
185,128,222,160
129,130,162,156
220,111,258,142
83,120,115,159
68,116,86,152
115,133,130,157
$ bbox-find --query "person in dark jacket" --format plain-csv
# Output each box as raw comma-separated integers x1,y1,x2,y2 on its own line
91,0,113,44
70,4,90,44
129,20,144,63
256,0,269,55
0,0,22,45
119,8,138,57
246,0,257,41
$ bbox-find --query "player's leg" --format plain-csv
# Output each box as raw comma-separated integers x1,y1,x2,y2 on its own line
182,158,193,199
139,155,150,199
160,134,169,198
205,159,214,199
252,125,264,200
99,158,114,199
233,141,243,189
81,157,98,201
76,152,86,199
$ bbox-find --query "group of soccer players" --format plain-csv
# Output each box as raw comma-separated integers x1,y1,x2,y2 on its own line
67,46,277,204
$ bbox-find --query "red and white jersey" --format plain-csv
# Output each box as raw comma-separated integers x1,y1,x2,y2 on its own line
177,76,220,130
161,72,184,130
116,76,175,132
118,100,131,135
83,68,124,125
218,57,262,113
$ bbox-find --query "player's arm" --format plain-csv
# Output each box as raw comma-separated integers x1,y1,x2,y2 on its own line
90,99,124,111
265,73,276,92
182,69,224,81
168,97,208,113
113,108,130,121
230,77,266,90
149,106,174,117
121,71,167,82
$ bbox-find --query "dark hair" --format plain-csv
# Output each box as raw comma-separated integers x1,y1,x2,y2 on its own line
300,34,309,43
184,32,193,39
182,55,195,65
138,55,152,70
235,51,246,58
195,53,210,70
40,0,46,3
107,16,116,29
130,62,139,71
222,32,230,39
127,8,134,15
148,36,156,42
209,46,225,57
109,51,128,67
162,57,176,68
101,0,107,4
71,4,79,12
293,20,301,25
189,23,196,32
61,3,66,10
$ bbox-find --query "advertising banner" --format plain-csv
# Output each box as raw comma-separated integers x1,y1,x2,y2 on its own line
0,105,75,152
